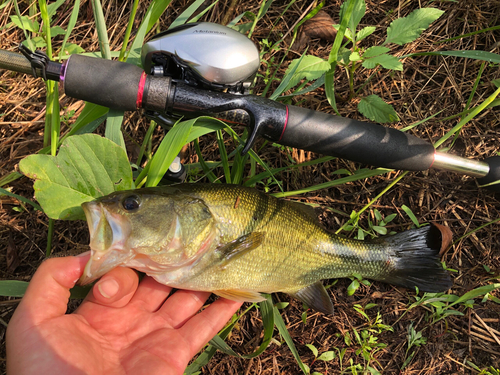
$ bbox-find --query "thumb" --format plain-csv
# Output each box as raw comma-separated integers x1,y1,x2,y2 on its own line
13,254,89,326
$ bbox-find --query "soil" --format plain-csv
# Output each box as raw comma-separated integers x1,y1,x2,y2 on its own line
1,0,500,374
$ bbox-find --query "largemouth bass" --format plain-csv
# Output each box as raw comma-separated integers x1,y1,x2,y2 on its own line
79,183,452,314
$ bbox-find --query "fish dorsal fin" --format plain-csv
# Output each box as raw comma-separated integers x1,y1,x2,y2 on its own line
289,282,334,315
215,289,266,302
287,201,321,224
215,232,265,268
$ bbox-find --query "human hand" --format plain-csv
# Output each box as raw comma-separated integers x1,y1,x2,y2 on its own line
6,254,242,375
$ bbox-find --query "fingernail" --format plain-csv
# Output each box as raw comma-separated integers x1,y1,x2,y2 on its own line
76,251,90,257
97,278,119,298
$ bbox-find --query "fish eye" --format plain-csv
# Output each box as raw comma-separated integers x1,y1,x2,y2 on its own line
122,195,141,211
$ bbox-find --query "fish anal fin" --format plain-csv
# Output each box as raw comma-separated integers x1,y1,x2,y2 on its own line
215,289,266,302
289,281,334,315
216,232,265,268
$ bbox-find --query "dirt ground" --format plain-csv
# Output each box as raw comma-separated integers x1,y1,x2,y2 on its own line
1,0,500,374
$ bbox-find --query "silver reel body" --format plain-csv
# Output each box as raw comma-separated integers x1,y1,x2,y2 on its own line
141,22,259,94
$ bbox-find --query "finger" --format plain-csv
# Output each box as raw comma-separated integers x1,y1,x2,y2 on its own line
84,266,139,308
157,290,212,328
13,255,89,325
180,298,242,354
129,276,173,312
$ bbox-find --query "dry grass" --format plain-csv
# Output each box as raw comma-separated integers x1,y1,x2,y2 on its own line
1,0,500,374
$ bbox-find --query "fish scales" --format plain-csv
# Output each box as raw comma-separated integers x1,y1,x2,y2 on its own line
179,184,390,293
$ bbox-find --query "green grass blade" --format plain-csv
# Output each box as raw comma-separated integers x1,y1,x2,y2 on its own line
244,156,334,187
248,0,274,38
0,172,23,188
58,0,80,59
449,284,500,307
190,0,219,23
136,121,156,166
0,187,42,211
402,50,500,64
271,168,389,198
104,109,126,151
436,25,500,43
194,139,220,183
146,119,196,187
169,0,209,30
336,171,408,234
274,304,308,374
270,51,307,100
0,280,29,297
216,129,232,183
91,0,111,59
13,0,35,50
434,85,500,148
119,0,139,61
324,0,354,114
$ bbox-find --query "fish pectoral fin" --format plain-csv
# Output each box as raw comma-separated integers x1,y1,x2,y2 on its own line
215,232,265,268
215,289,266,302
289,282,334,315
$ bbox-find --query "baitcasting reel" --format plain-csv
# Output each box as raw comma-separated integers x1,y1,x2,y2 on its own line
141,22,259,94
140,22,260,181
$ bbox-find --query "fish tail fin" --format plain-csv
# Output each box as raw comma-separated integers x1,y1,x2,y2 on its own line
376,224,452,292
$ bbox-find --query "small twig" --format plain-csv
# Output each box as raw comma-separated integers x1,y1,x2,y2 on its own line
473,312,500,347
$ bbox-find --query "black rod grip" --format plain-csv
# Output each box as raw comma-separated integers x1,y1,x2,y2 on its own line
280,105,435,171
63,55,143,111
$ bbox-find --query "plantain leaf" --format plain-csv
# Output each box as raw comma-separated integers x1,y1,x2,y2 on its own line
384,8,444,46
358,94,400,123
19,134,134,220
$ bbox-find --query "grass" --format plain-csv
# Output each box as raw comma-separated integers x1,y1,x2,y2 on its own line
1,0,500,374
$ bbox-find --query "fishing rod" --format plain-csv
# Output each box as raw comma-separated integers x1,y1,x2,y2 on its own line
1,22,498,191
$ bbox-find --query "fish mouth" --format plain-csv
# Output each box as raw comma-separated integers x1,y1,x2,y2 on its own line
79,201,132,285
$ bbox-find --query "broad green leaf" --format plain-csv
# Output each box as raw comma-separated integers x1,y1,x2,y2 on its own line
349,51,362,62
280,55,330,92
384,8,444,46
306,344,318,358
347,279,360,296
339,0,366,36
270,52,307,100
49,25,66,37
362,54,403,70
61,43,85,56
356,26,376,42
358,94,400,123
19,134,134,220
317,351,336,361
402,204,421,227
362,46,390,58
10,15,39,32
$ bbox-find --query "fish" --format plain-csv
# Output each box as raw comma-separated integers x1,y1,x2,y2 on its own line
79,183,452,314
